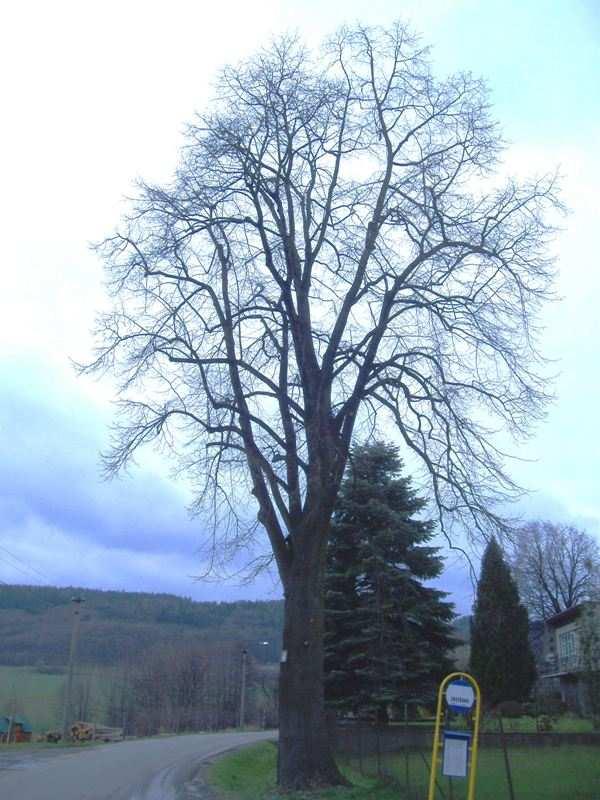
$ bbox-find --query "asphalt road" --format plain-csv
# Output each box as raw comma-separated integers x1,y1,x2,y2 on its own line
0,730,275,800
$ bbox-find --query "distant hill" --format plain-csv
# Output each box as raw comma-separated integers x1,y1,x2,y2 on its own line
0,584,283,668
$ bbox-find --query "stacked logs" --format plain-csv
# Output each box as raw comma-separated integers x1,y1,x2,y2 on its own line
70,721,124,742
70,721,95,741
42,723,124,743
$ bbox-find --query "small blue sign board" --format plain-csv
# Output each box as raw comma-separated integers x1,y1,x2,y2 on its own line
445,678,475,714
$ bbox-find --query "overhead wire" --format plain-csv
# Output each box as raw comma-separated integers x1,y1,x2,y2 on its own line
0,542,51,584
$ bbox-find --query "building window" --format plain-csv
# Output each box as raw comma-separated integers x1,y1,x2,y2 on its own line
559,630,576,658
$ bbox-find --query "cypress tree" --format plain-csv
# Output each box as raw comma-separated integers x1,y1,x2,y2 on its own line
470,538,536,706
324,442,456,721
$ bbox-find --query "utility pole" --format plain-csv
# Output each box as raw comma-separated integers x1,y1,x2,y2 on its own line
239,648,248,729
61,596,84,742
238,641,269,729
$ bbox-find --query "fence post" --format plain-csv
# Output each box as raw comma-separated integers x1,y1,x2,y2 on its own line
404,702,411,794
376,723,382,778
497,712,516,800
358,717,364,775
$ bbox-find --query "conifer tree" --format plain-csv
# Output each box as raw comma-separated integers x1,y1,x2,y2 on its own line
470,539,536,705
324,442,456,721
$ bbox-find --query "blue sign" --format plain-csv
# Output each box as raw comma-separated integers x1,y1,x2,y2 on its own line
445,678,475,714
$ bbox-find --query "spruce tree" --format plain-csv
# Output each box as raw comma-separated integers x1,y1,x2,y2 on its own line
324,442,456,721
470,538,536,706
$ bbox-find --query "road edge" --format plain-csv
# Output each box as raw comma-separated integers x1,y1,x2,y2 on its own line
180,737,278,800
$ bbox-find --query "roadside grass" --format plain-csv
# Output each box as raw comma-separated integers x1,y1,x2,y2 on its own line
208,741,397,800
209,741,600,800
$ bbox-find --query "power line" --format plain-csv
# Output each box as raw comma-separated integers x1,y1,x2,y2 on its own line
0,542,50,582
0,555,39,581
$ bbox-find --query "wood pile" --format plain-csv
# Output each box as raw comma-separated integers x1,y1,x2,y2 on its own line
70,721,124,742
70,721,94,741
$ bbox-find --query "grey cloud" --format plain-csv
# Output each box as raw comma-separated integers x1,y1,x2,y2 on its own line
0,357,277,600
1,359,207,556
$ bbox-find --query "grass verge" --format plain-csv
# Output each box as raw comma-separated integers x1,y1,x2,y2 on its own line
210,741,409,800
209,741,600,800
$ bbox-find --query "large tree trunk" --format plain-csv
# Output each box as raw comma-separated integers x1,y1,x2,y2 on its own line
277,547,347,790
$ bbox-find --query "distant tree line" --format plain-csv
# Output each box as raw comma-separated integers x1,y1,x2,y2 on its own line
0,585,283,632
0,586,283,667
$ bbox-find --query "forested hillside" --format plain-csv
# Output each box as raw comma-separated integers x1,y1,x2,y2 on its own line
0,584,283,667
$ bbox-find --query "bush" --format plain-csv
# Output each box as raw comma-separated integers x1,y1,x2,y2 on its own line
497,700,524,718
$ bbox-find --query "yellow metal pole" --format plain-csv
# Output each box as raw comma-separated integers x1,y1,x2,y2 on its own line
466,674,482,800
426,675,446,800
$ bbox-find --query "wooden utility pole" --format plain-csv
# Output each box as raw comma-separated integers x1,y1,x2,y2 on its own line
61,596,84,741
239,648,248,728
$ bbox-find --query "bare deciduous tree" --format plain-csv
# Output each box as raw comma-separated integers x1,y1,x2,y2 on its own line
82,24,560,788
125,641,246,735
509,521,600,620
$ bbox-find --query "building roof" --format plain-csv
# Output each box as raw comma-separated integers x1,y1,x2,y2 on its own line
0,715,33,733
545,606,581,628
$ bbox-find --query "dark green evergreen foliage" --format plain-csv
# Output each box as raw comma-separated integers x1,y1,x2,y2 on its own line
324,442,456,720
470,539,536,706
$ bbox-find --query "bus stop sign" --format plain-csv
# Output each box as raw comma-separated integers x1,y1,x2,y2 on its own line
445,679,475,714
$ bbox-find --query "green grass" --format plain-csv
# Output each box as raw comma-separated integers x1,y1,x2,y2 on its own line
209,741,399,800
209,741,600,800
210,741,277,799
475,746,600,800
352,746,600,800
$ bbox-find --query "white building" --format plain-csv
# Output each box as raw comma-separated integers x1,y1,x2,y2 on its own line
539,602,600,714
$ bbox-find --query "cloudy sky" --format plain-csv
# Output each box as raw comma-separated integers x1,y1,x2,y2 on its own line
1,0,598,612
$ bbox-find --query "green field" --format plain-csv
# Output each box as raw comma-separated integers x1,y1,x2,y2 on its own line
370,745,600,800
209,741,600,800
0,665,112,733
0,666,64,731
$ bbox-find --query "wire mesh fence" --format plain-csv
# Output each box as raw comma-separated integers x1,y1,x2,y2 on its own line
333,716,600,800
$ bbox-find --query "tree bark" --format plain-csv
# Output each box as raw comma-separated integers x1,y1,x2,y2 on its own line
277,542,347,790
